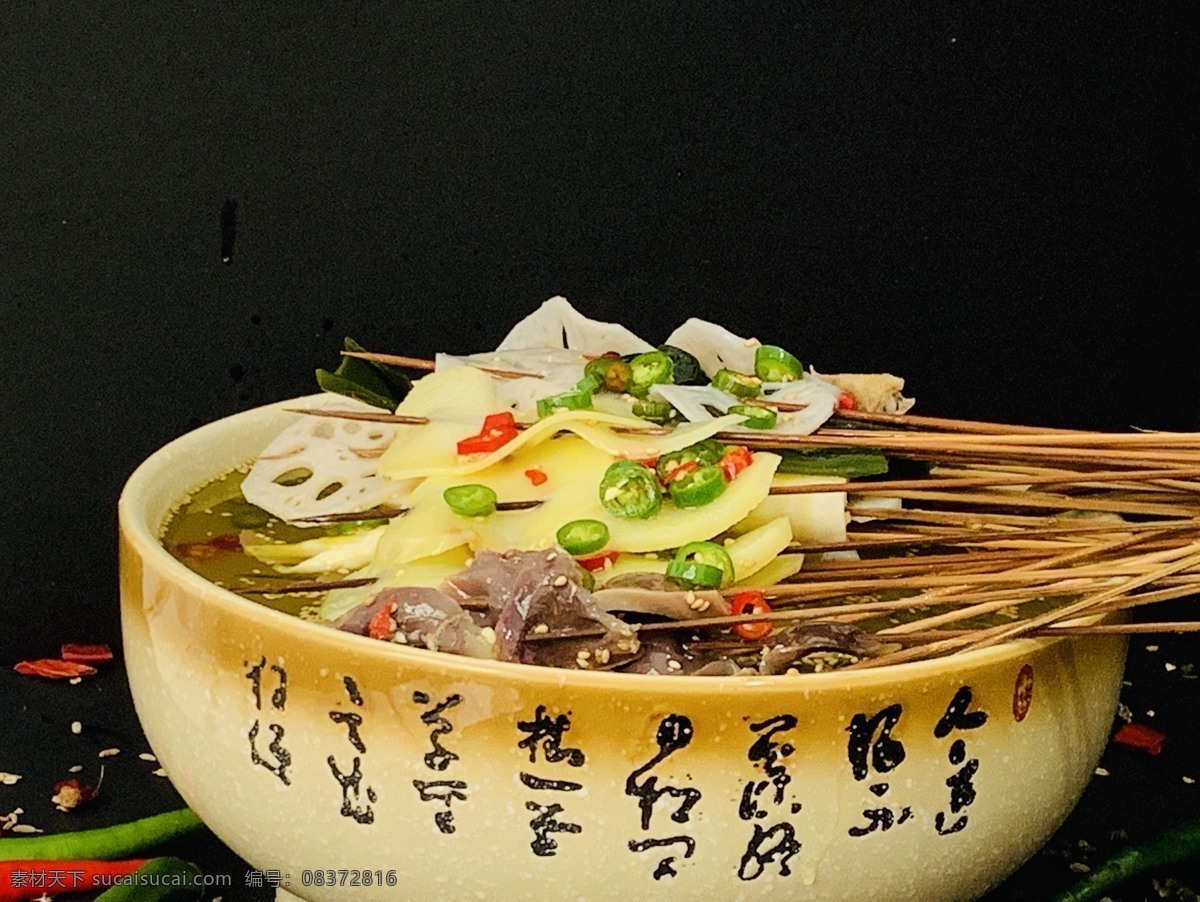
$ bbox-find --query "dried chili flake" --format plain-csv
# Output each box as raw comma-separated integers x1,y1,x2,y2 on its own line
61,643,114,665
1112,722,1167,755
524,467,548,486
13,659,98,680
51,778,96,812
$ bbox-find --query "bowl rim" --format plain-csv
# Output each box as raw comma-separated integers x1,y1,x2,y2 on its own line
119,393,1088,693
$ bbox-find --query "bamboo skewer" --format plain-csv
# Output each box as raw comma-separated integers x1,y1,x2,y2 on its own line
342,351,543,380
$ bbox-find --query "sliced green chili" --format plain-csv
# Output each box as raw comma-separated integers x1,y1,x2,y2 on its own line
655,439,728,482
754,345,804,382
628,350,675,397
712,368,761,398
443,484,498,518
556,519,610,556
665,559,725,589
728,404,778,429
669,464,728,509
633,399,675,423
598,460,662,519
1053,814,1200,902
584,356,632,392
674,541,736,587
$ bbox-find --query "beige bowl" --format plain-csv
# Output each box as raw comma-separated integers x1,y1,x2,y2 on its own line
119,398,1126,901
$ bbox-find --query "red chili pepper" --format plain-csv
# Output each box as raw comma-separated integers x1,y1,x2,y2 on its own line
209,533,243,551
0,860,148,901
720,446,753,481
579,551,620,572
836,391,858,410
367,602,398,641
457,412,519,455
1112,722,1167,755
663,459,700,485
524,468,548,486
12,660,98,680
61,644,114,665
730,591,773,641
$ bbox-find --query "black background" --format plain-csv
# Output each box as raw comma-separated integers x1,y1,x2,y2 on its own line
1,2,1196,899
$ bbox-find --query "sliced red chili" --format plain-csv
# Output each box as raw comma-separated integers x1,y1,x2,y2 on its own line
367,602,398,641
61,643,114,665
1112,722,1167,755
524,467,548,486
456,412,520,455
663,459,700,484
730,591,773,641
836,391,858,410
579,550,620,572
720,446,754,481
13,659,99,679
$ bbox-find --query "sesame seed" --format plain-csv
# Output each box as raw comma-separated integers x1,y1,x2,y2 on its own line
596,648,611,664
552,575,568,587
10,824,43,834
1147,710,1156,717
1094,767,1110,777
1166,663,1177,672
532,623,549,634
1146,645,1159,652
98,748,120,759
70,721,82,734
667,659,682,671
577,650,591,660
696,599,711,612
0,773,21,785
1068,863,1090,874
69,677,82,685
545,552,557,561
67,765,83,773
138,752,158,762
1183,776,1195,784
152,768,167,778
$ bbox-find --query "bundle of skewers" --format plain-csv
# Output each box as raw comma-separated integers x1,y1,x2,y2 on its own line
272,351,1200,668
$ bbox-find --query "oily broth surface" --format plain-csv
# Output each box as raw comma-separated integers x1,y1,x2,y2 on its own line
159,466,355,618
160,469,1062,636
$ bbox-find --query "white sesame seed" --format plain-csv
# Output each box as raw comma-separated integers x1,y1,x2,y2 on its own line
152,768,167,778
696,599,711,612
68,677,82,685
1068,862,1090,874
98,748,120,758
139,753,158,762
1147,710,1156,718
596,648,611,664
1166,663,1177,672
545,552,557,561
1146,645,1159,652
1182,776,1195,784
577,650,591,660
667,659,682,671
552,575,568,587
67,765,83,773
0,773,21,785
10,824,43,834
70,721,82,734
532,623,549,634
1094,767,1110,777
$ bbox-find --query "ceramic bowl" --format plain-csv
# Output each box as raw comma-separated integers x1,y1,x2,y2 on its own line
119,397,1126,901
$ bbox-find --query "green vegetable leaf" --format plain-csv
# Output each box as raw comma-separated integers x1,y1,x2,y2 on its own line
315,338,412,410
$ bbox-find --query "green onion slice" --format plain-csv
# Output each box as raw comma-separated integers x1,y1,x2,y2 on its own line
443,484,498,517
556,519,610,556
754,345,804,382
598,460,663,519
